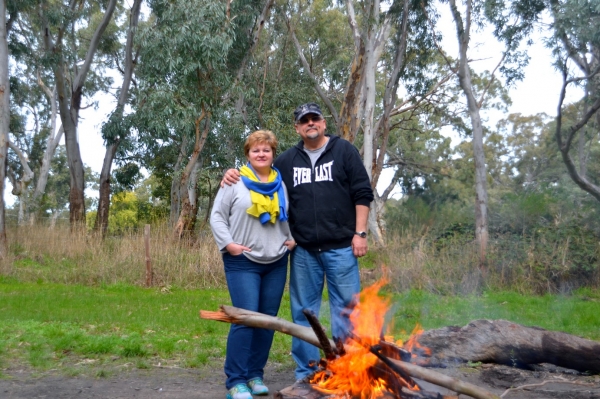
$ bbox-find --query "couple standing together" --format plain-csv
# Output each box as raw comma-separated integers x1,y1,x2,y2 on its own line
210,102,374,399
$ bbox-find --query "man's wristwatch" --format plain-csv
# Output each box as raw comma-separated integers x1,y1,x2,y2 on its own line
355,231,367,238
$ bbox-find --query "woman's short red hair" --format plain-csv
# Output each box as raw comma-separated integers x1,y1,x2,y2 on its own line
244,130,278,157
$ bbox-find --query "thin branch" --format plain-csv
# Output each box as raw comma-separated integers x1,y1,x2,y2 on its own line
477,52,506,108
286,17,339,125
500,377,597,398
72,0,118,91
7,141,34,184
303,309,338,360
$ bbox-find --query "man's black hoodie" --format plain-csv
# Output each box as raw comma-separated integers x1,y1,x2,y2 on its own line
274,135,374,252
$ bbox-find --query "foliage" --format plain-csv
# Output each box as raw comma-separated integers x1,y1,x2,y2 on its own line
86,181,168,234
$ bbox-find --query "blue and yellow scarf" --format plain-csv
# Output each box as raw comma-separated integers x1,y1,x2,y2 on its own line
240,163,288,224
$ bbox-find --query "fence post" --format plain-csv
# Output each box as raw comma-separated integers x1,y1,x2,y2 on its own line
144,224,153,287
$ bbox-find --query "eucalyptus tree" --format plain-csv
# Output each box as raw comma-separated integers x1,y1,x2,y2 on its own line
30,72,64,216
437,0,543,264
5,79,33,223
6,45,64,223
134,0,271,238
94,0,143,237
284,0,450,245
33,0,119,227
0,0,10,255
548,0,600,202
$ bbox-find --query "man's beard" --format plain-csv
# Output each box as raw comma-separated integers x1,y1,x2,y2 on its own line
305,131,319,139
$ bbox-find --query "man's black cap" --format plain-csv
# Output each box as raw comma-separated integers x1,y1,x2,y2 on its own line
293,103,323,122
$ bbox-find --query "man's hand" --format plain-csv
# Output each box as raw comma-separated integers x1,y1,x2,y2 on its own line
351,235,368,257
225,243,251,256
221,169,241,187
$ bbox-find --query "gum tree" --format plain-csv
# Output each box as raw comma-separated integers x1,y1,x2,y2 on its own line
94,0,143,237
134,0,271,238
441,0,543,264
0,0,10,255
549,0,600,202
38,0,118,227
286,0,445,245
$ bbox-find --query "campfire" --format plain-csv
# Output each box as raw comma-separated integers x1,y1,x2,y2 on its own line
298,279,430,398
201,276,600,398
200,279,501,399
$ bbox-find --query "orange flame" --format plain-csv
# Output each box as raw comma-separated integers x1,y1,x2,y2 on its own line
403,323,431,359
310,279,393,398
310,279,429,398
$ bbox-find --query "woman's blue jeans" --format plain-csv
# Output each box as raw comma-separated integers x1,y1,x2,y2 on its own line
289,246,360,380
223,252,288,389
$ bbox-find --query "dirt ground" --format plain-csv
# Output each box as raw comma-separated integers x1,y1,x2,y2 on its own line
1,362,599,399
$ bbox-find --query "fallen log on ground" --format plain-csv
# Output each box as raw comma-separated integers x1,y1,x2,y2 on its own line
414,319,600,374
200,305,500,399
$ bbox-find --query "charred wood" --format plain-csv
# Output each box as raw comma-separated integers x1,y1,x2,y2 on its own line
385,358,500,399
335,336,346,357
377,339,413,362
201,306,500,399
303,309,338,360
370,345,420,390
414,319,600,374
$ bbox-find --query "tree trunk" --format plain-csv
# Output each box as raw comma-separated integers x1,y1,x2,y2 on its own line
7,141,34,224
31,125,63,215
30,76,63,221
0,0,10,257
368,195,386,247
170,136,188,227
414,319,600,374
94,141,119,236
42,0,118,228
63,121,86,226
449,0,488,265
173,113,210,239
94,0,142,237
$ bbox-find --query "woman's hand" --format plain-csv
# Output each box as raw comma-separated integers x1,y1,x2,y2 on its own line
225,243,251,256
284,239,297,251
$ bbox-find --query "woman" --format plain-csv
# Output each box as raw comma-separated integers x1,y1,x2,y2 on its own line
210,130,295,399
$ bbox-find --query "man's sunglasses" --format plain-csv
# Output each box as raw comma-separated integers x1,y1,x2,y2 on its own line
297,115,324,125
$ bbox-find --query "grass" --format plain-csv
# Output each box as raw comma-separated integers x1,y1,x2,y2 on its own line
2,224,599,295
388,289,600,341
1,224,226,289
1,280,599,377
1,224,599,377
0,280,283,375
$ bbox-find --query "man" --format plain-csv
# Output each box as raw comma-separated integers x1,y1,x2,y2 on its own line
222,102,373,380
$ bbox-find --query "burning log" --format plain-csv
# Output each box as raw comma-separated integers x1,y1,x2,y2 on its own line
380,356,500,399
303,309,338,360
412,319,600,374
200,305,500,399
275,379,460,399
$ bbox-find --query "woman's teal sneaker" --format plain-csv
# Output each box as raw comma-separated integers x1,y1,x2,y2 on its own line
248,377,269,395
226,383,252,399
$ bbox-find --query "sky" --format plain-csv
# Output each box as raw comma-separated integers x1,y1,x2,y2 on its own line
5,6,583,207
